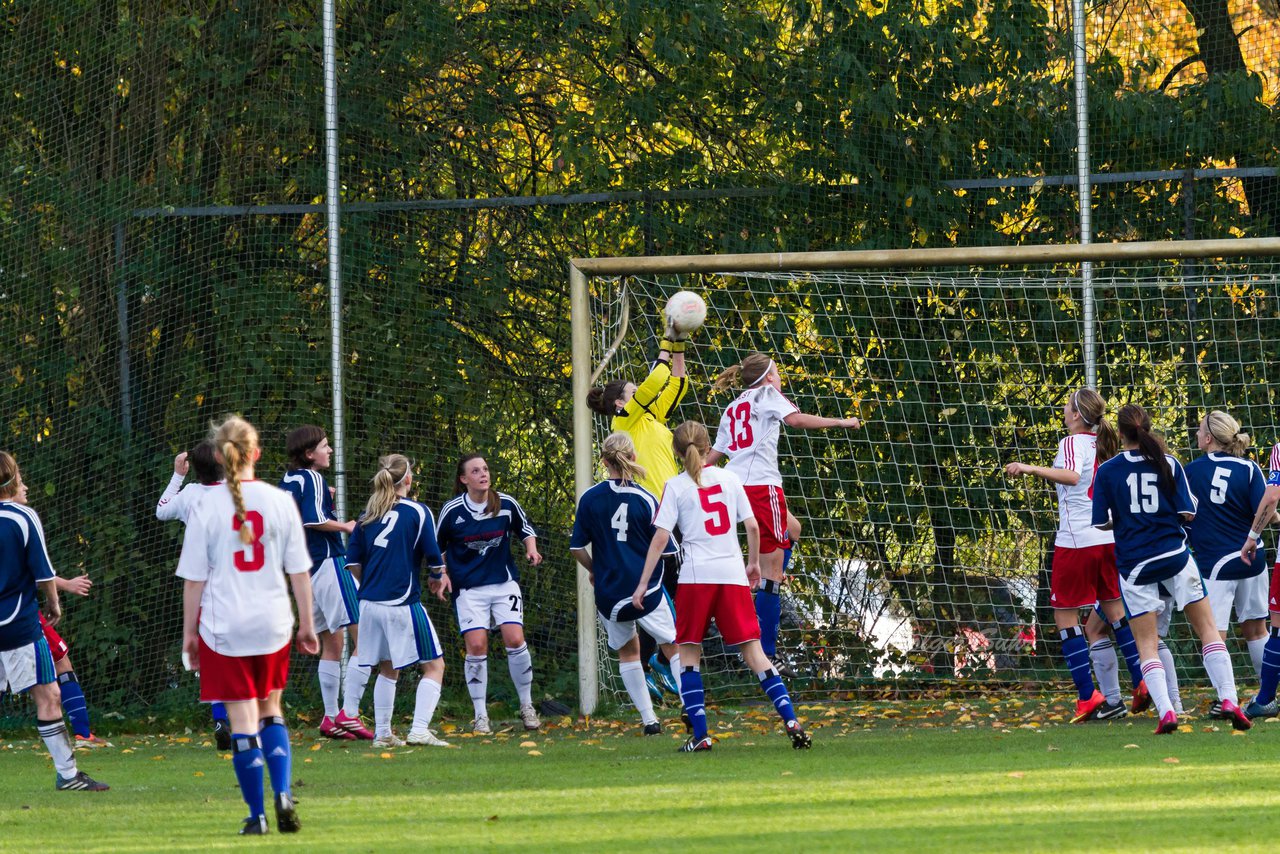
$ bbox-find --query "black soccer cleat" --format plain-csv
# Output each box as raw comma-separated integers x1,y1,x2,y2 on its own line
274,792,300,833
1094,699,1129,721
642,721,662,736
213,718,232,751
55,770,109,791
786,719,812,750
239,815,269,835
679,735,713,753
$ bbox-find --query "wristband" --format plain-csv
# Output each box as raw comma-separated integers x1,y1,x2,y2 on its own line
659,337,686,354
429,571,445,580
1248,530,1262,542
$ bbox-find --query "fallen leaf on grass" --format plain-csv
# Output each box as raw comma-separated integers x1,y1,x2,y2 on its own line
1231,730,1247,737
519,741,538,748
1123,743,1140,749
193,771,204,777
310,744,322,751
1162,757,1180,764
527,750,542,756
1046,746,1060,752
380,752,393,759
781,771,793,777
1007,772,1025,779
1178,725,1194,733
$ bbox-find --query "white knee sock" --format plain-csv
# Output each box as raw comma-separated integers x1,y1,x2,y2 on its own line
465,655,488,718
373,674,397,738
669,651,682,682
412,677,443,734
318,659,341,718
1248,636,1268,680
1089,639,1121,704
506,644,534,707
620,660,658,726
1140,659,1174,718
1201,641,1238,705
38,718,77,778
343,662,372,717
1157,641,1183,713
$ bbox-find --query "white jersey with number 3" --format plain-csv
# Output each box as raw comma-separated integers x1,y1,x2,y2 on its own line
176,480,312,656
712,385,799,487
654,467,754,586
1054,432,1113,549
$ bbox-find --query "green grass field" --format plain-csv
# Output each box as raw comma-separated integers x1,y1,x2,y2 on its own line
2,696,1275,852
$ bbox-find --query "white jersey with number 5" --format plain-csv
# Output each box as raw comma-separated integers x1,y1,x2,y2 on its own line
176,480,312,656
654,467,754,586
712,385,799,487
1053,432,1113,549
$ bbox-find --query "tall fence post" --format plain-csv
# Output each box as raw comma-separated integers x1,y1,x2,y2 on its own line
323,0,346,522
115,222,132,440
1071,0,1096,387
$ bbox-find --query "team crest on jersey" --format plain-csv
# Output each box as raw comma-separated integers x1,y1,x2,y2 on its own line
465,536,503,555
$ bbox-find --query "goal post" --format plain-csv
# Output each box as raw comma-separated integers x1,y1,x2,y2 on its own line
570,237,1280,713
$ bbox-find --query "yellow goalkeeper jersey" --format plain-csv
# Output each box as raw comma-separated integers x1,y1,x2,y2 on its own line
613,360,689,499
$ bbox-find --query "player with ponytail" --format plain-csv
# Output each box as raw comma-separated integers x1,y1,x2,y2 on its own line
178,415,318,833
1091,404,1250,733
1004,388,1150,722
345,455,450,748
571,432,681,734
633,421,810,752
705,352,861,667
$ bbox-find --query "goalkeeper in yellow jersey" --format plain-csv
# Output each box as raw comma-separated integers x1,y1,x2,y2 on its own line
586,316,692,696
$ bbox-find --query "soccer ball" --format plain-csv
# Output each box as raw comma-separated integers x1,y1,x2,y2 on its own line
664,291,707,336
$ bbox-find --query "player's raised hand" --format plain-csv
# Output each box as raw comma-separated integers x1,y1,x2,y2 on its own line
62,574,92,597
173,451,189,476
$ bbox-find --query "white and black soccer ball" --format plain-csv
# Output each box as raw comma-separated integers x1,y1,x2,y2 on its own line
664,291,707,336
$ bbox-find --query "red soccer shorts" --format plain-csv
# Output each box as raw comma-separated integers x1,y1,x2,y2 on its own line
744,485,790,555
39,612,69,663
1050,544,1121,610
198,638,291,703
676,583,761,646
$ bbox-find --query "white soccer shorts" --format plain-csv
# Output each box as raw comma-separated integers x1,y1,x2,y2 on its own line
1204,573,1269,632
599,595,677,651
0,635,56,694
454,579,524,634
357,601,442,670
312,557,359,634
1120,556,1206,619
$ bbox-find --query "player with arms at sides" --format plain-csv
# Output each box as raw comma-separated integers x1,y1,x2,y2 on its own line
157,439,233,748
280,425,372,740
570,432,682,735
634,421,810,752
435,454,543,733
178,416,318,834
1235,432,1280,718
1091,404,1250,733
0,452,107,791
704,352,860,665
586,320,691,697
1185,410,1270,718
1004,388,1147,722
345,454,451,748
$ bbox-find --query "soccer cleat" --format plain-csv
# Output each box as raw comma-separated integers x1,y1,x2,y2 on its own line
239,815,269,835
679,735,713,753
213,718,232,751
1093,699,1129,721
1208,700,1231,720
407,729,452,747
274,793,300,833
55,770,109,791
319,715,356,740
1154,711,1179,734
785,719,812,750
1131,681,1153,715
642,721,662,736
1246,697,1280,719
75,733,113,749
1221,699,1252,732
648,654,679,696
334,710,375,740
645,672,664,704
372,732,405,748
519,704,541,731
1070,690,1106,723
472,715,492,735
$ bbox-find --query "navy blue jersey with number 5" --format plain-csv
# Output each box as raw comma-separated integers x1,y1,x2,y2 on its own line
1184,453,1266,581
570,479,676,619
1092,450,1198,584
347,499,445,605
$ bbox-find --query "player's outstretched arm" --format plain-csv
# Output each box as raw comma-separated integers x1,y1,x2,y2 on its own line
1241,483,1280,564
1004,461,1080,486
632,528,672,609
783,412,861,431
56,574,92,597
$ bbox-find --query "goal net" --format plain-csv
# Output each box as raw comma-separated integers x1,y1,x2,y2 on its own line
573,242,1280,708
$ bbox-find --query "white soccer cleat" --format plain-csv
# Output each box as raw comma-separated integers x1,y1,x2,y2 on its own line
518,704,541,731
372,733,405,748
407,729,453,747
472,715,492,735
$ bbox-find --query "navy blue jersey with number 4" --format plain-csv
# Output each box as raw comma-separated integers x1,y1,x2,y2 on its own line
1092,450,1198,584
570,479,677,620
347,499,445,605
1184,453,1266,580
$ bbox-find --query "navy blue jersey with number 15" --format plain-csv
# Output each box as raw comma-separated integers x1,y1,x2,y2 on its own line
1092,450,1198,585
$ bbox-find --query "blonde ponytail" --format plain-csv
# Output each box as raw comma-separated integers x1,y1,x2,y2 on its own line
712,352,774,395
1204,410,1251,458
672,421,711,486
362,454,411,523
601,432,646,485
212,415,260,544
